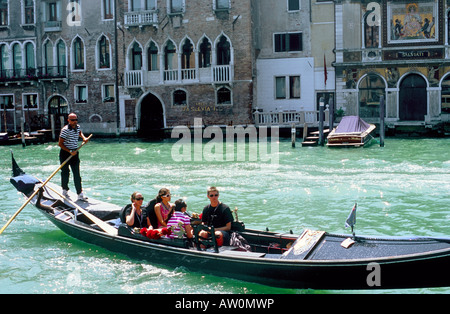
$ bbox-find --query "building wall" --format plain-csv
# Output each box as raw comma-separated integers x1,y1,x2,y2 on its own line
334,0,450,126
119,0,254,134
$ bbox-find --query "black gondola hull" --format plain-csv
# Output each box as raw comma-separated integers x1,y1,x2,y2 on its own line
43,209,450,290
9,169,450,290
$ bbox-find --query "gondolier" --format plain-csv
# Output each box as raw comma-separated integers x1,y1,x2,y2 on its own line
58,113,89,201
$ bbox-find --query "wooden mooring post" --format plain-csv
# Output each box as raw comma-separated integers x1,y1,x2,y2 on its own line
291,123,296,147
319,98,324,146
380,96,385,147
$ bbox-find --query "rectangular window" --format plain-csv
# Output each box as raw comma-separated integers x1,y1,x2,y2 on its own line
289,76,300,99
103,0,113,19
216,0,229,10
275,77,286,99
0,0,8,26
103,84,114,102
274,33,302,52
288,0,300,12
75,85,87,103
170,0,183,14
48,2,57,21
0,95,14,110
24,94,38,109
24,0,35,24
146,0,156,10
275,76,300,99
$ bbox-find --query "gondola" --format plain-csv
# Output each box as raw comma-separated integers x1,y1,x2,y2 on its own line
8,155,450,290
327,116,376,148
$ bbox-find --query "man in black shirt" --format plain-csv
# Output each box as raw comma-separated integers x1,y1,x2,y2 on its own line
200,186,234,246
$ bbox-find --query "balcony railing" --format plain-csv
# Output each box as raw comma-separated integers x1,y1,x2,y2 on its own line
124,64,233,87
125,11,158,27
253,110,329,127
0,66,67,82
44,20,62,32
125,70,143,87
212,65,231,82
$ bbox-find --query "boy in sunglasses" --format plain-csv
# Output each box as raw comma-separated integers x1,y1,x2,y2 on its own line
58,113,89,201
200,186,234,246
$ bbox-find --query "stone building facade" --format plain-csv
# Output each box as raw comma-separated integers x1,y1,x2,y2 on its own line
334,0,450,130
253,0,335,113
119,0,254,136
0,0,118,135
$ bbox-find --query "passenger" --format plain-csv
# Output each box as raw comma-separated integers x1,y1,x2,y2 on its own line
166,199,193,239
200,186,234,246
154,188,174,228
124,192,150,228
144,197,158,229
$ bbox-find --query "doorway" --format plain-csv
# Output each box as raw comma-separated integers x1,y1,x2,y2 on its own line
399,74,427,121
138,93,164,138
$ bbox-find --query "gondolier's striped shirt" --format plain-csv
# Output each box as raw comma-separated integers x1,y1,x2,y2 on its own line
60,124,81,150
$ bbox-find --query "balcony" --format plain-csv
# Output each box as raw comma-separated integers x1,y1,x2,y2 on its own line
124,64,233,87
125,11,158,28
253,110,329,128
212,65,232,83
44,20,62,32
125,70,143,87
0,66,67,84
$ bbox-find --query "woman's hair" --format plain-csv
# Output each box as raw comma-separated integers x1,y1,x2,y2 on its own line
156,188,170,203
174,199,187,212
130,191,140,202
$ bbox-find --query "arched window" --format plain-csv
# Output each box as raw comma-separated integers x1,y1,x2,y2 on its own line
181,39,194,69
217,86,231,105
98,35,110,69
358,74,385,118
147,41,158,71
173,89,187,106
199,37,211,68
44,41,53,75
216,35,230,65
131,42,142,70
12,43,22,77
73,37,84,70
25,42,35,76
56,40,66,76
0,44,8,78
164,41,176,70
441,75,450,114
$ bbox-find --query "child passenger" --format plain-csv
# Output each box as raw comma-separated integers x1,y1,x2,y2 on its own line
166,199,193,239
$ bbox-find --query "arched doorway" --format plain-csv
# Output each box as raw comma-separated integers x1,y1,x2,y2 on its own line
48,95,68,129
138,93,164,138
399,74,427,121
358,74,386,119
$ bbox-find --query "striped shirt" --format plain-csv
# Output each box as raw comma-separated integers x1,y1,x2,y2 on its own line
166,211,191,239
60,124,81,150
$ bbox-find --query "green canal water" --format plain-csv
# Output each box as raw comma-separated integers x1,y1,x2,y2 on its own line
0,137,448,294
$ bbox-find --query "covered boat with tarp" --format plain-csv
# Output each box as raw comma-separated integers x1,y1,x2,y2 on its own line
327,116,376,147
5,153,450,290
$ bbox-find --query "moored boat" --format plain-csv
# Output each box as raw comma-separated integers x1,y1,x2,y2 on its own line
327,116,376,147
7,155,450,290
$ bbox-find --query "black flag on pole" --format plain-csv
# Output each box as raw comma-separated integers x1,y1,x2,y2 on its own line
345,203,357,229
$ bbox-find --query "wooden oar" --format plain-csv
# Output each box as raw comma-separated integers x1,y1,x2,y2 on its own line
37,180,117,236
0,134,93,235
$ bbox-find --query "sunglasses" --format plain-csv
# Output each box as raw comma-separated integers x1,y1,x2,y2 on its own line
69,119,78,121
135,197,144,201
209,194,219,197
162,194,171,197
